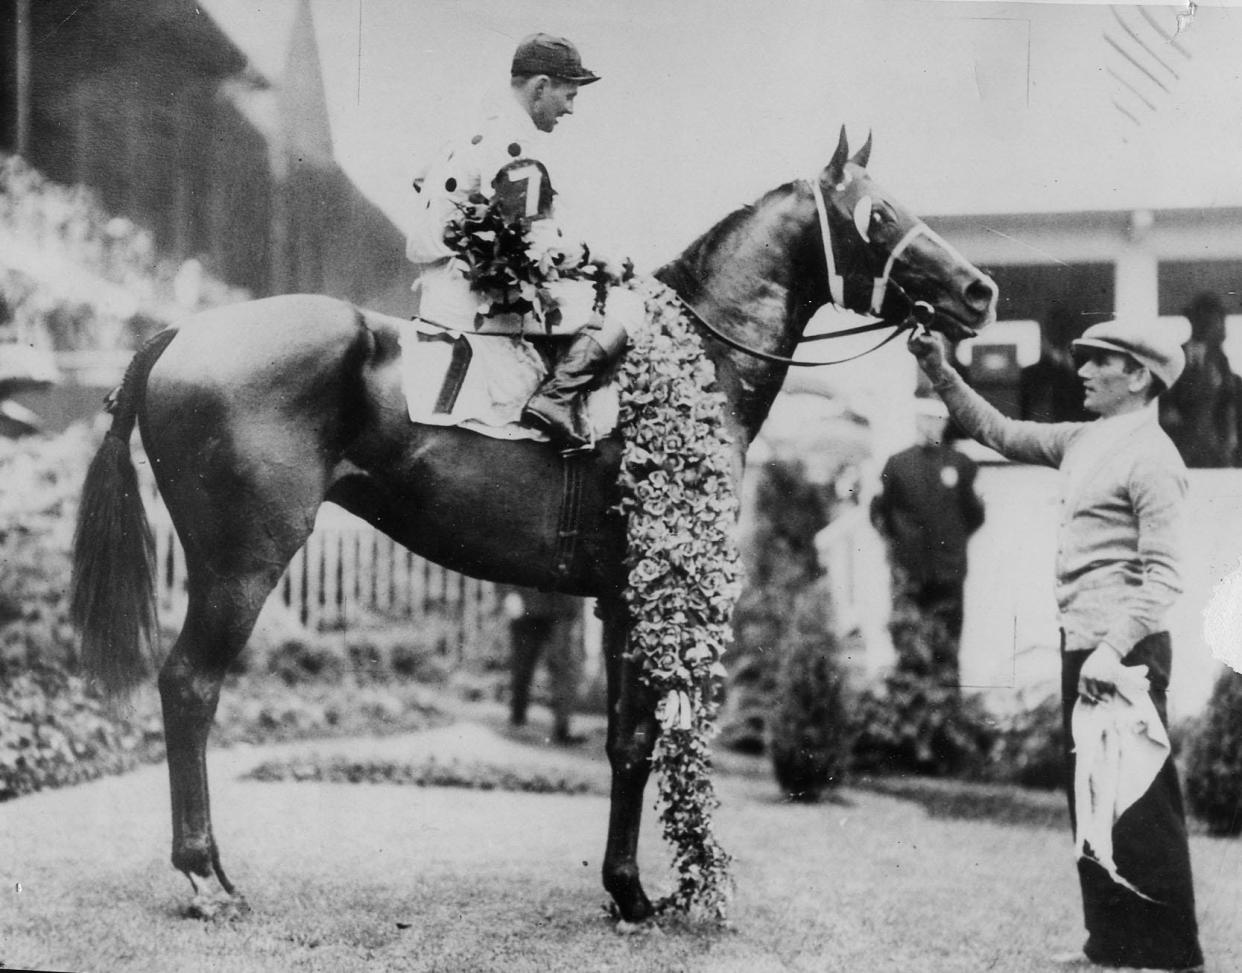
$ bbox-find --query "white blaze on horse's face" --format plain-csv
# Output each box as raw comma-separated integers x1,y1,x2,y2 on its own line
823,157,997,337
852,196,873,242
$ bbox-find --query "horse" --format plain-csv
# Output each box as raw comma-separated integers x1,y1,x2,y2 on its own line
70,129,997,922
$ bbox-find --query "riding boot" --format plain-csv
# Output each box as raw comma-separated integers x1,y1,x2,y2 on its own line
522,327,625,451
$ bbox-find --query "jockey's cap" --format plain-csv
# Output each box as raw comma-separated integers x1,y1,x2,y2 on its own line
1072,317,1190,389
512,33,600,85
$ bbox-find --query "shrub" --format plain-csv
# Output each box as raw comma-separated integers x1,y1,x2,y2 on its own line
987,693,1064,790
1185,666,1242,837
852,675,998,779
722,459,833,753
851,570,998,779
768,581,855,801
0,427,96,673
231,606,496,688
0,664,163,800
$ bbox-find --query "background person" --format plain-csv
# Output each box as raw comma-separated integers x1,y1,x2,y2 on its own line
870,396,985,687
503,587,584,745
908,318,1203,972
1160,290,1242,468
405,32,643,450
1020,306,1092,423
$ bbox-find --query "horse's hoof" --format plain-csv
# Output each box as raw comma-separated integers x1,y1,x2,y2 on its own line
184,890,250,922
606,879,654,924
624,896,654,924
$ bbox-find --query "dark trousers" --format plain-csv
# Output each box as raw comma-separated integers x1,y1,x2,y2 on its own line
510,615,581,738
1061,632,1203,969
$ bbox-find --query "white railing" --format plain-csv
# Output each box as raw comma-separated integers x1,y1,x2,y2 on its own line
148,498,505,660
815,465,1242,719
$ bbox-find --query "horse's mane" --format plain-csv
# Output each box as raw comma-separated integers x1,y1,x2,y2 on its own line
654,181,800,302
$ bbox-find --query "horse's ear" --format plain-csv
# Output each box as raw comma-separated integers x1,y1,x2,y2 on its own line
829,126,850,176
850,131,873,169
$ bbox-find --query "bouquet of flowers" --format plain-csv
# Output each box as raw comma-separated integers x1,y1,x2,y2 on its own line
443,193,630,327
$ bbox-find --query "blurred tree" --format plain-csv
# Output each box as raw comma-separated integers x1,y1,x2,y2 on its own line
1185,666,1242,836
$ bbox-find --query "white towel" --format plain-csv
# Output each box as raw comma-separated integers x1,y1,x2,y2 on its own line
1071,664,1170,901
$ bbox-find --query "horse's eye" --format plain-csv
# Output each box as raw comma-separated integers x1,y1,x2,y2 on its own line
852,196,873,242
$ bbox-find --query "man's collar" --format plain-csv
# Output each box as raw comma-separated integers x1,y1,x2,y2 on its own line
1095,399,1158,433
500,88,541,136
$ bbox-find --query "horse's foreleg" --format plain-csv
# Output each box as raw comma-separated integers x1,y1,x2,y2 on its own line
159,575,275,920
598,598,659,922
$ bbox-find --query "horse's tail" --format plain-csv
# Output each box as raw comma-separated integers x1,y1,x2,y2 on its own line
70,328,179,695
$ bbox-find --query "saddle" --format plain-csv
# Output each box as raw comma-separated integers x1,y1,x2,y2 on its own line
361,310,621,443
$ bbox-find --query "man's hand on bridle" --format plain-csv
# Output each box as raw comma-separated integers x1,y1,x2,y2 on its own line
907,328,953,382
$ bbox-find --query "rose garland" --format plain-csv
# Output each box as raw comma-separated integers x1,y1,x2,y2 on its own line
615,276,744,920
445,196,741,916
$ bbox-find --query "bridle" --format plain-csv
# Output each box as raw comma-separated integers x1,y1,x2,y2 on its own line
679,177,941,367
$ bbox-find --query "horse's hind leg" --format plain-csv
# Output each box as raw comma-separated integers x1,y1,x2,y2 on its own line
159,566,286,919
156,476,320,918
598,597,659,922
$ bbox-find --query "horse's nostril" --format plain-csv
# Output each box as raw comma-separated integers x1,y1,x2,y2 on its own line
966,275,998,313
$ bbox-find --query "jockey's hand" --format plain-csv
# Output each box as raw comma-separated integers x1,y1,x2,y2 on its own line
907,329,953,381
1077,643,1127,704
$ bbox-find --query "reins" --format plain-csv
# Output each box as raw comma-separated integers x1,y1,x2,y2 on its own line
676,295,923,367
414,175,943,367
677,177,938,368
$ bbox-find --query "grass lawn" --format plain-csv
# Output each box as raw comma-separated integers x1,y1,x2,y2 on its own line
1,708,1239,973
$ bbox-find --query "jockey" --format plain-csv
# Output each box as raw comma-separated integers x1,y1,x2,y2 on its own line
406,33,644,451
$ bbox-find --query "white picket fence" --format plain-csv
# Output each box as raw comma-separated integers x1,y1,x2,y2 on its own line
148,498,505,659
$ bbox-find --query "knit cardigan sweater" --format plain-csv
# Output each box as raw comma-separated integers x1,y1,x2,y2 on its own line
932,370,1187,655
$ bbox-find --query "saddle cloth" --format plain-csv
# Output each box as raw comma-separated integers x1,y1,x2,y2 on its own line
397,318,620,442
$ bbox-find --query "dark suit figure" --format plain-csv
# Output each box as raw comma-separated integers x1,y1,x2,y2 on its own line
503,587,584,744
1021,345,1092,423
1160,291,1242,468
1020,307,1092,424
871,399,985,686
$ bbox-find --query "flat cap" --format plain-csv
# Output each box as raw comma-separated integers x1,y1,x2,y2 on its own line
1071,317,1191,389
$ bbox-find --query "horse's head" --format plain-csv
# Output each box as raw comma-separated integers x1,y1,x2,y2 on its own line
812,128,997,341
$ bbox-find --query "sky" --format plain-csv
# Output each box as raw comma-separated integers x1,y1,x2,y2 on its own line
198,0,1242,271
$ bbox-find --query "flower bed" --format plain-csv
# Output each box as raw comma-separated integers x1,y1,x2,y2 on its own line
244,754,603,796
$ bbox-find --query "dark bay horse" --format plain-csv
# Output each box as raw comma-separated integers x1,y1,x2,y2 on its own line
71,130,996,921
